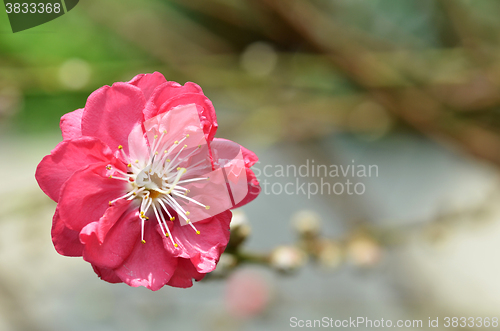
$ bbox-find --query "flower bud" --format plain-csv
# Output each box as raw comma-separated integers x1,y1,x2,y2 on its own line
269,246,307,273
346,236,382,267
317,240,343,269
291,210,321,238
228,210,251,250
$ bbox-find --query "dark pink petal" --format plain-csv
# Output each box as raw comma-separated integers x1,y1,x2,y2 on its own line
127,72,167,101
115,222,178,291
168,211,232,273
60,108,83,140
80,201,140,269
35,137,114,202
144,81,203,118
51,208,84,257
92,265,123,284
166,258,205,288
211,138,259,168
81,82,146,155
57,162,128,232
233,168,261,209
145,91,217,143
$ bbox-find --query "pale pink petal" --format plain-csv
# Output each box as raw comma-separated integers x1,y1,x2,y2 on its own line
35,137,114,202
174,147,247,225
80,202,140,269
127,72,167,100
143,103,207,154
168,211,232,273
115,222,178,291
212,138,259,167
57,162,129,232
92,265,123,284
127,123,150,169
145,91,217,143
51,208,84,257
166,258,205,288
60,108,83,140
210,138,261,208
81,82,146,154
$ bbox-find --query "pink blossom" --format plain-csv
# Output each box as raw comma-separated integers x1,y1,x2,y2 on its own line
36,72,261,290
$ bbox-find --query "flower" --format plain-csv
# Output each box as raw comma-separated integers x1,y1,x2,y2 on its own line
35,72,261,290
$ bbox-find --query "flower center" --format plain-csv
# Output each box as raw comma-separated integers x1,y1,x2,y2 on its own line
106,131,211,247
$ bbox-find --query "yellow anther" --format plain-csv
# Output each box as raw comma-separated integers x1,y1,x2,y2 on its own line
164,150,168,154
140,211,145,216
198,145,201,148
174,243,178,247
109,201,112,206
186,219,190,223
205,206,210,210
206,177,210,181
166,159,171,162
127,163,132,167
141,240,146,244
174,140,179,144
165,233,169,237
186,134,190,137
184,144,187,148
135,160,139,163
163,130,167,134
146,217,149,220
170,217,175,221
109,175,113,179
154,135,158,139
196,231,200,235
106,165,112,170
185,211,190,216
177,167,181,171
155,151,158,155
118,145,123,150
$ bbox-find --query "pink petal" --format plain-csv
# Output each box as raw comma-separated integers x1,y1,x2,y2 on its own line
127,72,167,101
35,137,114,202
114,222,178,291
145,91,217,143
80,201,140,269
51,207,84,257
143,104,209,168
60,108,83,140
212,138,259,168
81,82,146,155
166,258,205,288
173,143,248,225
92,265,123,284
168,210,232,273
210,138,261,208
97,199,134,243
233,168,261,208
144,81,203,119
57,162,128,232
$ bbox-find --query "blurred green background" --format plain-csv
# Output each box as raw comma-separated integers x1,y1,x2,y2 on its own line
2,0,500,330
